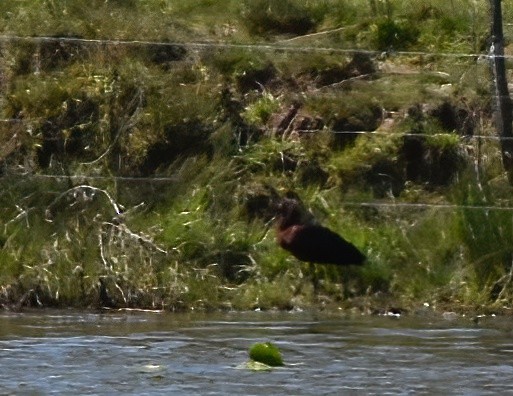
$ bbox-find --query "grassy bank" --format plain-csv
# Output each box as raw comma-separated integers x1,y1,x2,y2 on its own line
1,0,513,314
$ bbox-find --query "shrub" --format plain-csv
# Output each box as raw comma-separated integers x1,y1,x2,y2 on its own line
241,0,318,37
372,19,420,50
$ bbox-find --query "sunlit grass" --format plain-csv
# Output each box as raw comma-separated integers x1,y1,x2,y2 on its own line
1,0,512,313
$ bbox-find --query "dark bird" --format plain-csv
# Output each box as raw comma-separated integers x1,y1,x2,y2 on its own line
98,278,117,309
275,197,365,293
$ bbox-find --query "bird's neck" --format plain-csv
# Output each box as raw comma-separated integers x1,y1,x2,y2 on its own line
277,214,301,230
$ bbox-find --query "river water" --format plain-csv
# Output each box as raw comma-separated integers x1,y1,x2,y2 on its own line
1,309,513,395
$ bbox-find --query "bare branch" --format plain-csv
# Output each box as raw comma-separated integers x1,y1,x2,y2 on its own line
46,184,124,218
4,205,35,233
276,26,348,43
102,221,168,254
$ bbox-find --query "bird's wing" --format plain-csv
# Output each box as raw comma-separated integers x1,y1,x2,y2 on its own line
287,225,364,265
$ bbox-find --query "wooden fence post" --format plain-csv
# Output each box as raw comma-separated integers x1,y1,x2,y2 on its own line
489,0,513,183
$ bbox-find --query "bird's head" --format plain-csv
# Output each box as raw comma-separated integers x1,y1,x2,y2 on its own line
274,197,308,229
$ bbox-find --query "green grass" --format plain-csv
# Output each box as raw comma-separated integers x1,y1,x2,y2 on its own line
1,0,513,313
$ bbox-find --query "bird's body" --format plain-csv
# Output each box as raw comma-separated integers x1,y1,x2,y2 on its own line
277,223,365,265
274,197,365,294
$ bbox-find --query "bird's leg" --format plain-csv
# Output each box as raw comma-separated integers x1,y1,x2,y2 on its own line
340,271,348,299
340,268,356,300
309,263,320,294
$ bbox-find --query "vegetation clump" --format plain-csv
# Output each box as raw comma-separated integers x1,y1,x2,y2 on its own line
249,342,284,367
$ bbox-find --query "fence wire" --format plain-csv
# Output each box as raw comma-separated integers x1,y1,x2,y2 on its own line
1,34,512,213
0,34,495,59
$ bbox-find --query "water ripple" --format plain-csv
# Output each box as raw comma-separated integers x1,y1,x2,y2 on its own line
1,311,513,394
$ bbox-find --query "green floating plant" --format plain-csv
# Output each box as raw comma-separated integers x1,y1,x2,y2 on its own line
249,342,284,367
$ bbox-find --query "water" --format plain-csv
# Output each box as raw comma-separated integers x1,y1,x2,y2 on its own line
1,310,513,395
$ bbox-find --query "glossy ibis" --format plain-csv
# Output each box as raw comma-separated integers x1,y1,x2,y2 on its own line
275,197,365,293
